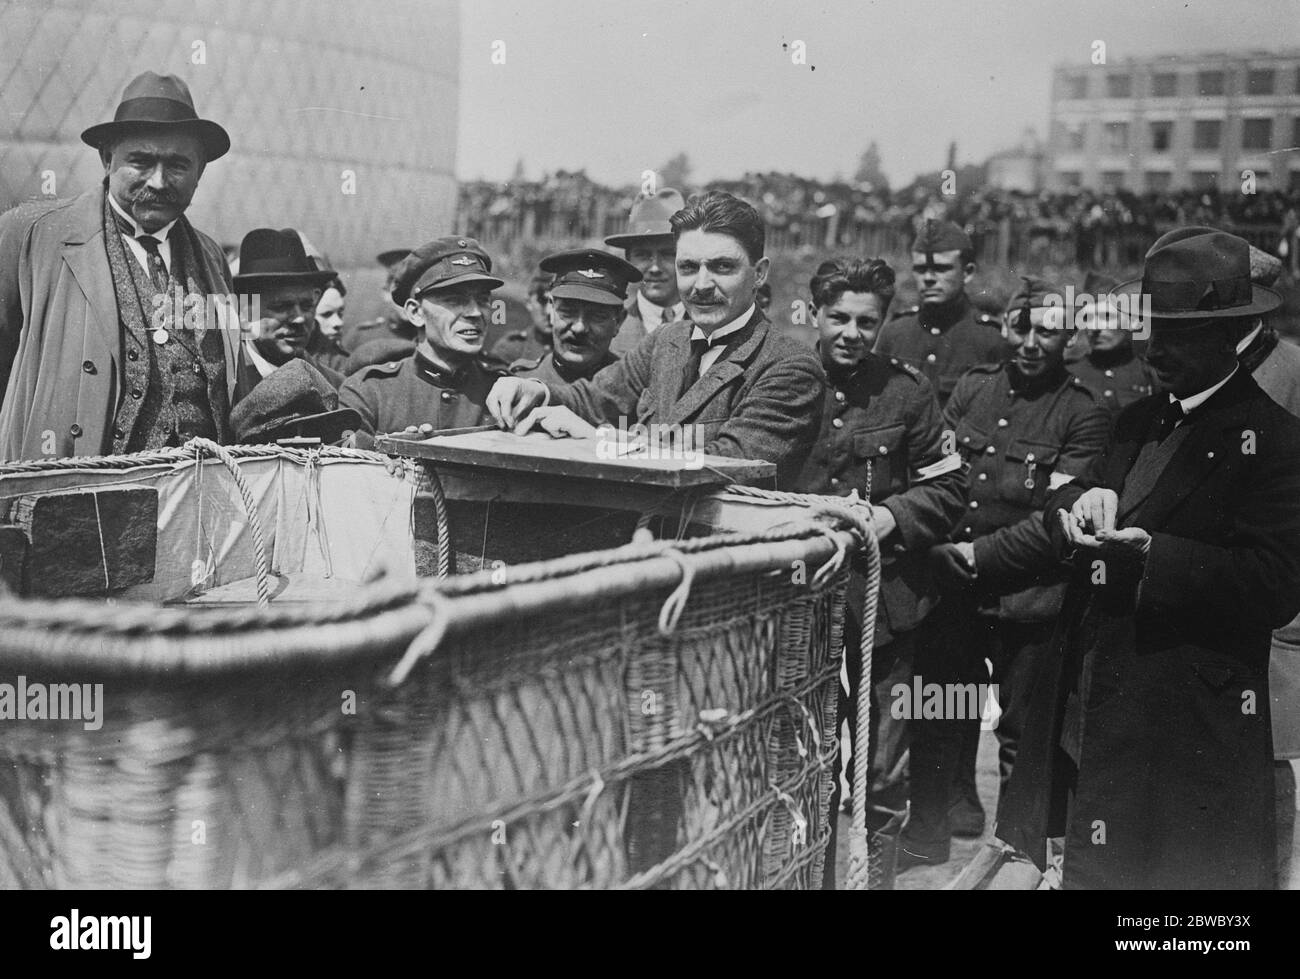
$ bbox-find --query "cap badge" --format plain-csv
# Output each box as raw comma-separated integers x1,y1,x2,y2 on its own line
457,239,468,247
451,256,475,266
577,269,603,278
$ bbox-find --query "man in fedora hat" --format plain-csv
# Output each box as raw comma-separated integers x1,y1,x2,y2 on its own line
232,228,344,395
604,188,687,357
230,358,361,446
0,71,241,459
996,228,1300,889
509,249,640,386
339,235,506,443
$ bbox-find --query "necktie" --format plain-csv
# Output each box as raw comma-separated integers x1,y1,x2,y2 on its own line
662,304,677,325
137,235,169,293
680,336,709,398
1154,399,1185,443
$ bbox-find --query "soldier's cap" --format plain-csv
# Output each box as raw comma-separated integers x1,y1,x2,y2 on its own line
540,248,643,306
376,248,413,268
233,228,336,293
604,188,686,249
911,218,972,257
1005,274,1066,314
1111,226,1280,325
392,236,504,306
230,359,362,445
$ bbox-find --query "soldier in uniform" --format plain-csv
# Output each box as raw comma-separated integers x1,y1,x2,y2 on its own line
338,236,506,443
486,271,553,368
338,247,415,357
509,249,640,386
872,219,1006,406
900,275,1109,869
604,189,687,357
1067,298,1156,415
793,257,966,886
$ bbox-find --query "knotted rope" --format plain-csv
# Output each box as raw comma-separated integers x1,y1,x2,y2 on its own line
183,438,271,608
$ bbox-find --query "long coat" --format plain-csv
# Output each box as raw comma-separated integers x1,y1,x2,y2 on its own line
996,368,1300,889
0,188,241,460
547,309,824,490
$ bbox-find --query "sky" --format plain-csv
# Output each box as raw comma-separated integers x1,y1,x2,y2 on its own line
456,0,1300,187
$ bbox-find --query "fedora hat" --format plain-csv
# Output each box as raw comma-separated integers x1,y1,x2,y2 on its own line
231,359,362,445
604,188,686,249
1112,226,1280,325
233,229,337,293
81,71,230,161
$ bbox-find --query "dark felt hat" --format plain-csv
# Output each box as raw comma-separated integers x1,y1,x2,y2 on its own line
233,228,336,293
392,236,504,306
541,248,643,306
231,359,362,445
81,71,230,161
1111,226,1281,325
604,188,686,249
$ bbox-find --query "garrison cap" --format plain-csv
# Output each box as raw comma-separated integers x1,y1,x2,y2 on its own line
1006,274,1066,313
911,218,973,256
540,248,642,306
392,236,504,306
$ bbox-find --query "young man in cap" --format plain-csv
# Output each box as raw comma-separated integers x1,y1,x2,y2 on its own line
905,275,1109,870
339,236,506,442
794,256,967,886
872,219,1006,406
0,71,241,458
998,229,1300,889
1066,272,1156,416
604,188,687,357
233,228,344,396
339,248,416,357
509,249,641,385
486,191,825,490
487,271,554,368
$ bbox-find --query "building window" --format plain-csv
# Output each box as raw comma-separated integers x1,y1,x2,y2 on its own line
1246,69,1275,95
1063,74,1088,99
1106,74,1132,98
1192,119,1222,150
1103,121,1129,151
1294,116,1300,148
1057,170,1082,188
1145,171,1172,192
1101,170,1125,190
1191,170,1219,189
1242,118,1272,150
1197,70,1225,96
1151,72,1178,97
1063,122,1085,151
1150,121,1173,152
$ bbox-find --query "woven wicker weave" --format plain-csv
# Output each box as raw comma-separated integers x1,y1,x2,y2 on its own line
0,451,875,889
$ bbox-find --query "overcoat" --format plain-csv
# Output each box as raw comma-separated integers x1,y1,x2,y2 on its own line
996,369,1300,889
0,188,241,459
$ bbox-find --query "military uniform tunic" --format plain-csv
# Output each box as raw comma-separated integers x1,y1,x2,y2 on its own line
1067,349,1155,414
338,344,503,437
872,296,1007,406
508,350,616,386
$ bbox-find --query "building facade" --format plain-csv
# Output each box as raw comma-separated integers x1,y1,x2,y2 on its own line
1047,51,1300,194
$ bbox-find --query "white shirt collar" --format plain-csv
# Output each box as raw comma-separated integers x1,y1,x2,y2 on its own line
1235,321,1263,354
1171,364,1238,415
636,291,684,332
108,193,177,241
244,339,281,379
690,304,755,346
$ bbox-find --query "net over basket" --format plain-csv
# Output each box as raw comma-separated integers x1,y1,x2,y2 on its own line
0,446,878,889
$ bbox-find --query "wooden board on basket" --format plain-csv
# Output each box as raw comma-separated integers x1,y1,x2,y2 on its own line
376,429,775,489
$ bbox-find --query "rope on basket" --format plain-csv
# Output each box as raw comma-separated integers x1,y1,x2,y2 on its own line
656,548,696,635
182,438,271,608
425,465,452,578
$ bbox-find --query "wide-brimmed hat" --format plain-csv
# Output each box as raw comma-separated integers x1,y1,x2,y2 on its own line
1112,226,1281,325
233,229,337,293
81,71,230,161
231,359,362,445
604,189,686,249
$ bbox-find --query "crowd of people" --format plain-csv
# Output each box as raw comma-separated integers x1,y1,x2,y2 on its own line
4,71,1300,892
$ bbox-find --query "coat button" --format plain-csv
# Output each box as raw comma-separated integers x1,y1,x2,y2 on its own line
969,500,980,509
127,349,139,361
130,389,142,399
113,427,124,439
997,418,1008,427
834,390,845,402
978,472,988,481
69,424,82,437
832,418,843,429
830,477,840,486
929,327,940,335
82,360,96,374
1104,389,1113,398
1104,369,1114,377
878,445,888,455
985,445,995,454
440,391,455,402
925,353,937,363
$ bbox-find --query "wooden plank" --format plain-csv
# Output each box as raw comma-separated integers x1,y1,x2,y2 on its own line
376,429,775,490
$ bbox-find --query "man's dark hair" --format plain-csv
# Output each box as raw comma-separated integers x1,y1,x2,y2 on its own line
670,190,765,264
809,257,896,313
